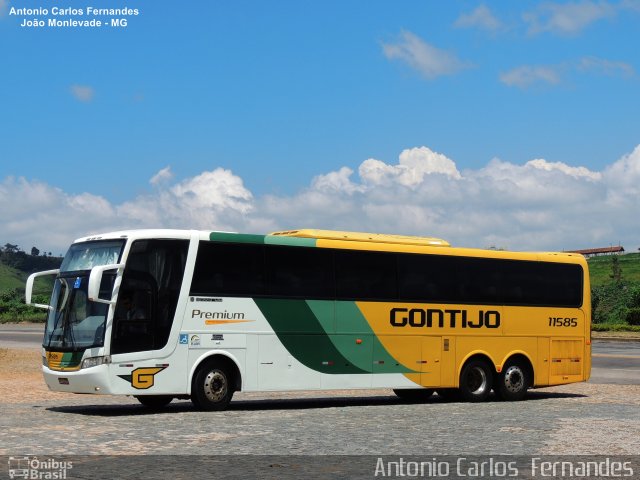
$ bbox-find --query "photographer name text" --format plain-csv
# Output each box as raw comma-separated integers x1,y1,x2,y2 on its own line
9,6,139,29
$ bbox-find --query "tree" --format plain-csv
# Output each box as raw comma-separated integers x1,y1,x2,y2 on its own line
31,247,40,256
609,255,623,284
2,243,20,253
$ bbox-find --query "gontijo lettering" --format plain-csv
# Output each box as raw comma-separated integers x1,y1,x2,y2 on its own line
390,307,500,329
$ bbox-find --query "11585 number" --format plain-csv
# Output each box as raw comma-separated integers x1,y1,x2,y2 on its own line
549,317,578,327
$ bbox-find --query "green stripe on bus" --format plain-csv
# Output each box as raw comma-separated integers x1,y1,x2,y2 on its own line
264,236,317,248
209,232,266,244
254,298,369,374
307,299,391,371
335,302,415,374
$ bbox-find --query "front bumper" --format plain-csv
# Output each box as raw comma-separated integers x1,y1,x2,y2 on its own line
43,364,113,394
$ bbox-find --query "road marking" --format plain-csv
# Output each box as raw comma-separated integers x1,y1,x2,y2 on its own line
0,331,43,335
592,353,640,359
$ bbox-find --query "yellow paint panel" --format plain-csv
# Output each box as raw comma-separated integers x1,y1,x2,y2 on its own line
421,336,442,387
550,339,584,378
45,351,81,372
536,338,550,386
376,335,421,372
503,306,585,336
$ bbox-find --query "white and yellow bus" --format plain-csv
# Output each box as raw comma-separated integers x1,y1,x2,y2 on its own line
26,229,591,410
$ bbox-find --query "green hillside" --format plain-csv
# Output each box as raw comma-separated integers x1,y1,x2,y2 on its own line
587,253,640,286
587,253,640,330
0,248,63,322
0,262,26,292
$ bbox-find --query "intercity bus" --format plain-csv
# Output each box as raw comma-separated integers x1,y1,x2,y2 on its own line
26,229,591,410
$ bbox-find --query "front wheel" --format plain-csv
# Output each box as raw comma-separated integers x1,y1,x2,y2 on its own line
459,359,493,402
495,361,530,401
191,360,234,411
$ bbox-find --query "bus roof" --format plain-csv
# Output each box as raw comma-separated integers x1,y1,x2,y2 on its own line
270,229,451,247
69,228,586,265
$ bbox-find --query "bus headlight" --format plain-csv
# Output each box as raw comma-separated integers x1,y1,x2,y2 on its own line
81,356,111,369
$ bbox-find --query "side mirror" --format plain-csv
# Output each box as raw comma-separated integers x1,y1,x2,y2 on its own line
25,269,60,310
88,263,125,304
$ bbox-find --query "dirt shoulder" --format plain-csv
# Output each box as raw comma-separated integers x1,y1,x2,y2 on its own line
0,348,72,404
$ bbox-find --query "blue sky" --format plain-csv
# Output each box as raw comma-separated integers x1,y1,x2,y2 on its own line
1,1,639,253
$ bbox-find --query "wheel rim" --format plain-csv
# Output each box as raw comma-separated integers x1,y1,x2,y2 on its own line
503,366,524,393
466,366,488,395
204,370,227,403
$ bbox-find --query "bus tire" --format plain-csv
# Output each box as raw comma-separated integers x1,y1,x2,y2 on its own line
393,388,434,401
191,360,234,411
495,361,530,401
135,395,173,409
459,359,493,402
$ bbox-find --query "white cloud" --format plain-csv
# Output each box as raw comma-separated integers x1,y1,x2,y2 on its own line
525,159,602,181
118,167,254,230
3,145,640,254
382,31,470,79
621,0,640,11
501,56,634,89
603,144,640,205
578,56,635,78
523,1,616,35
70,84,95,102
499,65,563,88
149,166,174,186
454,5,504,31
360,146,461,187
0,177,117,254
311,167,363,195
0,0,9,17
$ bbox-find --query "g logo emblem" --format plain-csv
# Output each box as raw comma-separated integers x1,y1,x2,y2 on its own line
118,367,166,389
132,367,165,389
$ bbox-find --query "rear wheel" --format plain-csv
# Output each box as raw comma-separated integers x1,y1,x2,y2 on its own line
495,361,530,401
135,395,173,409
393,388,434,401
459,359,493,402
191,360,234,411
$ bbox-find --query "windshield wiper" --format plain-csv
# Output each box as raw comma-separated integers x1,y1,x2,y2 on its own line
46,309,64,349
61,289,77,350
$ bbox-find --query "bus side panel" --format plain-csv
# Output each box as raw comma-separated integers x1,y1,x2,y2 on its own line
257,334,322,390
536,337,550,386
502,306,586,338
439,336,457,388
108,344,190,395
548,337,586,386
420,336,442,387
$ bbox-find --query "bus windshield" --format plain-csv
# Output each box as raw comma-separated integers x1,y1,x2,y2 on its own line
60,240,124,272
44,240,124,351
